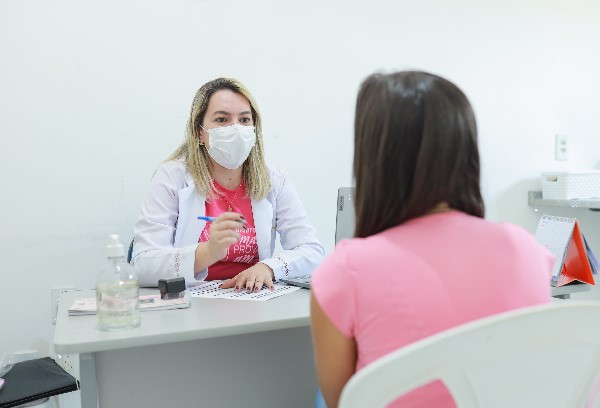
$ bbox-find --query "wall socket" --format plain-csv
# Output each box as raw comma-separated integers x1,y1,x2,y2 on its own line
51,287,74,325
55,353,78,374
555,134,569,161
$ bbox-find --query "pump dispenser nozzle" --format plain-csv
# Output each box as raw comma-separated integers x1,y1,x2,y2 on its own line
107,234,125,258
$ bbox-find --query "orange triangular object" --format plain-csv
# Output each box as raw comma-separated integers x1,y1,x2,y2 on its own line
556,221,595,287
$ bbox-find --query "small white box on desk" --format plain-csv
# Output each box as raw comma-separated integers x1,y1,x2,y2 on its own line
542,171,600,200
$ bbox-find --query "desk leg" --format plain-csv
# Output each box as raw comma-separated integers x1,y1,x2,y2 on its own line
80,352,98,408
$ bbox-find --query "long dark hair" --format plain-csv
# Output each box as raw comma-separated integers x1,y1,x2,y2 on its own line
353,71,484,238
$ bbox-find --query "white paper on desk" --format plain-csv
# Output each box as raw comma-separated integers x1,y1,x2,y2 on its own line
188,281,300,301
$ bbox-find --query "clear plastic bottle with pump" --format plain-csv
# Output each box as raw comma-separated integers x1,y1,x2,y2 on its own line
96,234,141,331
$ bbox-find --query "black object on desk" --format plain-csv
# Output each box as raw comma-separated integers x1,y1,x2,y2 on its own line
0,357,78,407
158,277,186,300
280,275,311,289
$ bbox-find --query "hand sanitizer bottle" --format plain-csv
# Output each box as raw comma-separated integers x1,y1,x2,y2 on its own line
96,234,141,331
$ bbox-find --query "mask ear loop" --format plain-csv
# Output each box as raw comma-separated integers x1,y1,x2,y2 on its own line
198,124,207,146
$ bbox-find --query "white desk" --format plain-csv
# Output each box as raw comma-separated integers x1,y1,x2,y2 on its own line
54,288,316,408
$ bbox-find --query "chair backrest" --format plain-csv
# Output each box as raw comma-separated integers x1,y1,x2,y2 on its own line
339,302,600,408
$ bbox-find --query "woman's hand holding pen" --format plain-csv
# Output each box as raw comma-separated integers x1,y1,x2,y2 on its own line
204,212,246,261
194,213,246,273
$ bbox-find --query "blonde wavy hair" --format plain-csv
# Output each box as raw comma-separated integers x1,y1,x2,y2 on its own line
167,78,271,200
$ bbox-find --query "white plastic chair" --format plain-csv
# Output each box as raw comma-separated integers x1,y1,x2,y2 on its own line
339,302,600,408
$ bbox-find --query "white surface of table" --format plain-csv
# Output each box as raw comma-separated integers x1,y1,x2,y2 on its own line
54,288,316,408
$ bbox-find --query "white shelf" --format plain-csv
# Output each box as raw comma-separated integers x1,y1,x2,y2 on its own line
528,191,600,211
551,282,591,299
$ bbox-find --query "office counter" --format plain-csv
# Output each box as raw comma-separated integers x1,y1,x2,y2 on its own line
54,288,316,408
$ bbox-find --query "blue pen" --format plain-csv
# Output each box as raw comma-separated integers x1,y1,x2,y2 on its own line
197,216,217,222
197,215,247,229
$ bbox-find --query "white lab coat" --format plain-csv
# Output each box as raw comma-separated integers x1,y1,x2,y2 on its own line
132,159,325,287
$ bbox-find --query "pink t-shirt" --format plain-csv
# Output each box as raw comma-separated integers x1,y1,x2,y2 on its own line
199,181,259,280
312,211,554,407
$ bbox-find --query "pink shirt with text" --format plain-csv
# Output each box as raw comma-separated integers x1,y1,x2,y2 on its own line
199,181,259,280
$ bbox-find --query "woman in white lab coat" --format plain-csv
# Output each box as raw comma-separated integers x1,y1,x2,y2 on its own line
132,78,324,291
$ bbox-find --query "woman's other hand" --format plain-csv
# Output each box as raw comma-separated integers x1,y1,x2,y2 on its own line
220,263,275,292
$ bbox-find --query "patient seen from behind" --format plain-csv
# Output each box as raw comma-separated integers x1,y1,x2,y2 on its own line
310,71,554,408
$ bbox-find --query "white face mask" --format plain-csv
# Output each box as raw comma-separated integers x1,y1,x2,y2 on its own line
201,124,256,169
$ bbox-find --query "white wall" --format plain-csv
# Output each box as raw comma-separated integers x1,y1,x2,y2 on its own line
1,0,599,405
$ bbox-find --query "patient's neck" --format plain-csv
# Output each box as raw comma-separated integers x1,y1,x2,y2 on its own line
427,202,451,215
